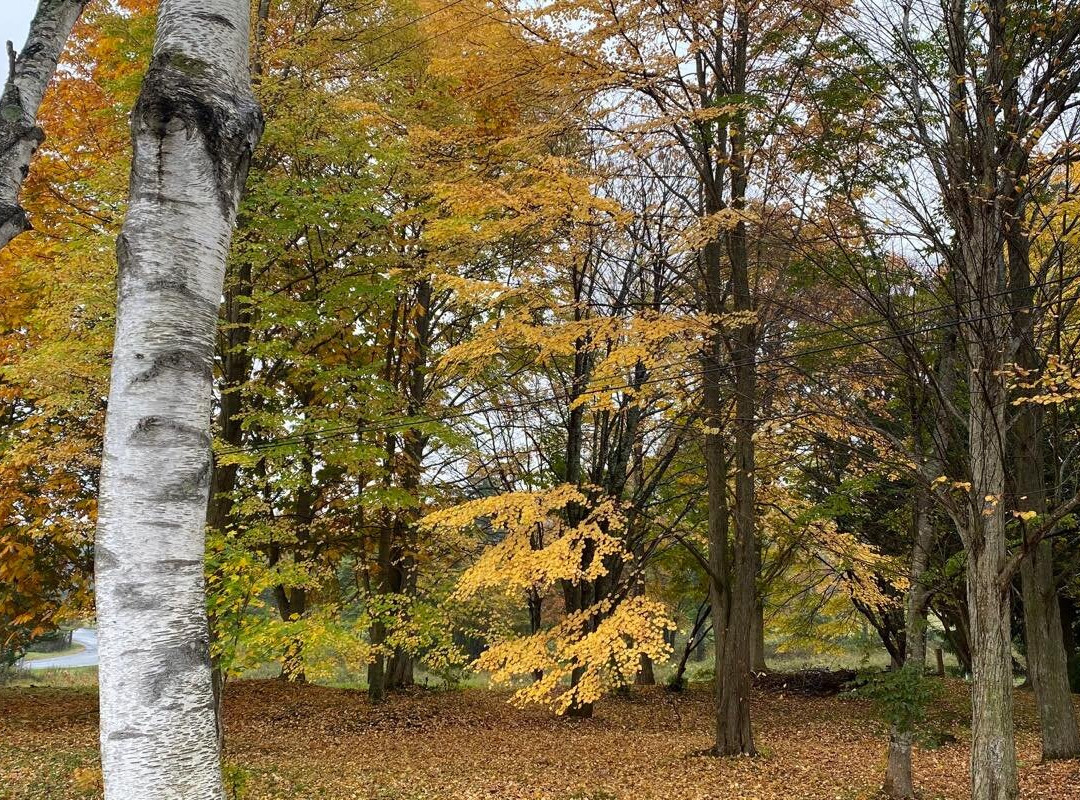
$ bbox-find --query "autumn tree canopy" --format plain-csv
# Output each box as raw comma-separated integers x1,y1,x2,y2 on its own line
3,1,1080,799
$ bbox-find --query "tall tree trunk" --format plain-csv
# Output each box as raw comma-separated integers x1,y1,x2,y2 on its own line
0,0,87,251
964,252,1017,800
1008,206,1080,760
1020,539,1079,759
710,0,756,757
206,0,271,744
386,276,431,693
206,254,255,749
94,1,262,798
367,517,398,704
559,268,595,719
368,298,402,705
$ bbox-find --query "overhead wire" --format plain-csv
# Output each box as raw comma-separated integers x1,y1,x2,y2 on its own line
217,284,1080,455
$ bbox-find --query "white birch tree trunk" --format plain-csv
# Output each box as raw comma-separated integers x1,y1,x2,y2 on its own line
0,0,87,250
95,1,261,798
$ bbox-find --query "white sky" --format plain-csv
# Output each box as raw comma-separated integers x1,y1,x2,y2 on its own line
0,2,39,87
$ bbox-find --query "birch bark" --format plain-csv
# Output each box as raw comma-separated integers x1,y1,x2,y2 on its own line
95,1,262,797
0,0,87,250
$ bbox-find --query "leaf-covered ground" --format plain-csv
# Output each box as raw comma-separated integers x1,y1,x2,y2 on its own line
1,679,1078,799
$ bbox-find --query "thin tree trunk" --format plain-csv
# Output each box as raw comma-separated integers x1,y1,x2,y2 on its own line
0,0,87,251
367,517,396,704
94,2,261,797
386,276,431,694
670,601,711,691
559,265,595,719
884,484,934,798
206,0,272,746
751,600,766,673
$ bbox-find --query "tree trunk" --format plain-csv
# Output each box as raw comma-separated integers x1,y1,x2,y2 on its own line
1008,205,1080,761
968,527,1017,800
94,2,262,798
710,1,756,755
751,600,766,673
1061,596,1080,693
528,584,543,682
884,485,934,798
965,283,1018,800
0,0,87,251
367,519,397,704
1020,542,1079,759
206,0,271,746
670,602,710,691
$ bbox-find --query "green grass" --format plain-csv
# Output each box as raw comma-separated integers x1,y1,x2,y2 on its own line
0,667,98,689
20,644,86,662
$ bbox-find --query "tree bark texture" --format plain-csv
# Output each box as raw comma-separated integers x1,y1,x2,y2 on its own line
962,222,1018,800
1008,206,1080,761
704,0,756,756
0,0,87,250
884,485,934,799
94,2,262,798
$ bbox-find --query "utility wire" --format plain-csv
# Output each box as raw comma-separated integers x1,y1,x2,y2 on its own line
217,288,1079,455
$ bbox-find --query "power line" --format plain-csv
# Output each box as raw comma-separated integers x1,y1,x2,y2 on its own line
216,289,1077,456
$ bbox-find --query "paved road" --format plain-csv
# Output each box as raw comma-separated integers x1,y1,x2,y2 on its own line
20,628,98,670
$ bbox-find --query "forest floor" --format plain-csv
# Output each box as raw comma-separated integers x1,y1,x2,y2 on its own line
1,679,1078,800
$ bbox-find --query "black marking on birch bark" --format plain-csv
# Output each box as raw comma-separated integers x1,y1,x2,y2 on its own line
147,638,211,701
115,581,160,612
152,457,213,502
192,12,237,30
118,278,219,323
0,121,44,154
132,190,207,209
0,201,29,236
115,233,134,299
132,49,263,217
108,728,148,741
129,348,212,385
155,558,202,570
130,416,212,448
95,543,121,573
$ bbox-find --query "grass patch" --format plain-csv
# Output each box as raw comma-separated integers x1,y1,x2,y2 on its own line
20,644,86,662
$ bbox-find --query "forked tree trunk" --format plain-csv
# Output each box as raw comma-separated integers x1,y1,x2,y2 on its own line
94,1,262,797
0,0,88,250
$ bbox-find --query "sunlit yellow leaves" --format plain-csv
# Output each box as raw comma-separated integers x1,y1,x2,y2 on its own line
423,485,630,596
477,595,674,714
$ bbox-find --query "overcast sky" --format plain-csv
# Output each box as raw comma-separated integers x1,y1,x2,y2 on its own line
0,3,38,87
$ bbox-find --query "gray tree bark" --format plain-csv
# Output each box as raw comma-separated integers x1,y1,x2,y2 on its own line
0,0,87,251
883,487,934,799
885,329,956,798
94,1,262,797
961,218,1018,800
1007,202,1080,761
1021,539,1080,759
